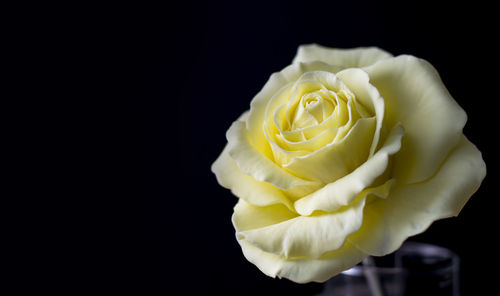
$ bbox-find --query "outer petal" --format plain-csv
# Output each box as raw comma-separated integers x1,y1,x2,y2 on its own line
348,136,486,256
294,124,403,215
293,44,393,69
364,55,468,184
233,198,368,282
236,195,367,259
211,145,294,210
236,236,367,283
232,199,299,232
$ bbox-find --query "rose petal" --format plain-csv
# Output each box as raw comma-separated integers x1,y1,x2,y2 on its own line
262,71,370,169
275,126,339,154
266,139,310,166
232,199,299,231
211,145,294,210
348,136,486,256
283,72,344,128
336,68,385,157
364,55,468,184
294,124,403,215
278,90,347,143
293,44,393,69
283,117,377,183
284,80,327,129
246,62,344,160
275,95,346,148
235,194,367,259
237,238,367,283
227,120,320,190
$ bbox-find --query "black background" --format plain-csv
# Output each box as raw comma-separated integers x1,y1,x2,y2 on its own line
140,1,497,295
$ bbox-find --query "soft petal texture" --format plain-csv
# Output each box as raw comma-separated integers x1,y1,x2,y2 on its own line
211,145,294,210
276,93,348,143
237,238,367,283
283,117,376,183
294,124,404,215
271,92,352,152
336,68,385,156
293,44,393,69
226,120,319,190
348,136,486,256
212,44,486,284
246,62,344,159
262,77,336,165
232,199,299,231
235,195,367,259
364,55,467,184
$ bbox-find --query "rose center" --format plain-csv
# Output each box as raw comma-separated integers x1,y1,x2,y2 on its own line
291,91,336,130
305,97,319,106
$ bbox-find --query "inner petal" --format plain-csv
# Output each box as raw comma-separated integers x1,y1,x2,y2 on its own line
285,80,326,128
291,102,319,129
280,92,337,141
303,94,324,122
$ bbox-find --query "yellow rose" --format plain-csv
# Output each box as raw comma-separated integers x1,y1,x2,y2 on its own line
211,44,486,283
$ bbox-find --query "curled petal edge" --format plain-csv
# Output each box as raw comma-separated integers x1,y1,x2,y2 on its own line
236,236,367,283
348,135,486,256
293,44,393,69
226,120,320,190
294,123,404,215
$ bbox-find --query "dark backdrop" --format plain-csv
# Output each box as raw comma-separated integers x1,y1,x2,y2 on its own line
141,1,496,295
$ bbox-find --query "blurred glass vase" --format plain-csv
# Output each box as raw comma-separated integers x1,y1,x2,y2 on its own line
317,242,460,296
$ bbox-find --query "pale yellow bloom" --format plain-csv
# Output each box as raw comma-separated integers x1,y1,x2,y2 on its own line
211,44,486,283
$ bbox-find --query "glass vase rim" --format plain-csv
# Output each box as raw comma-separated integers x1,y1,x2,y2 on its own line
342,241,460,277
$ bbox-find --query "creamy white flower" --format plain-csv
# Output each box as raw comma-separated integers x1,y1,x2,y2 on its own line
211,44,486,283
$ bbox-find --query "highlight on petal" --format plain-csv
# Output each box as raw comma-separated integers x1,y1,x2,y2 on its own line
237,235,367,283
234,195,367,259
348,136,486,256
364,55,467,184
293,44,393,69
293,124,403,215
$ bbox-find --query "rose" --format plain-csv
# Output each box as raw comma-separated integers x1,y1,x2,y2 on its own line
211,44,486,283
